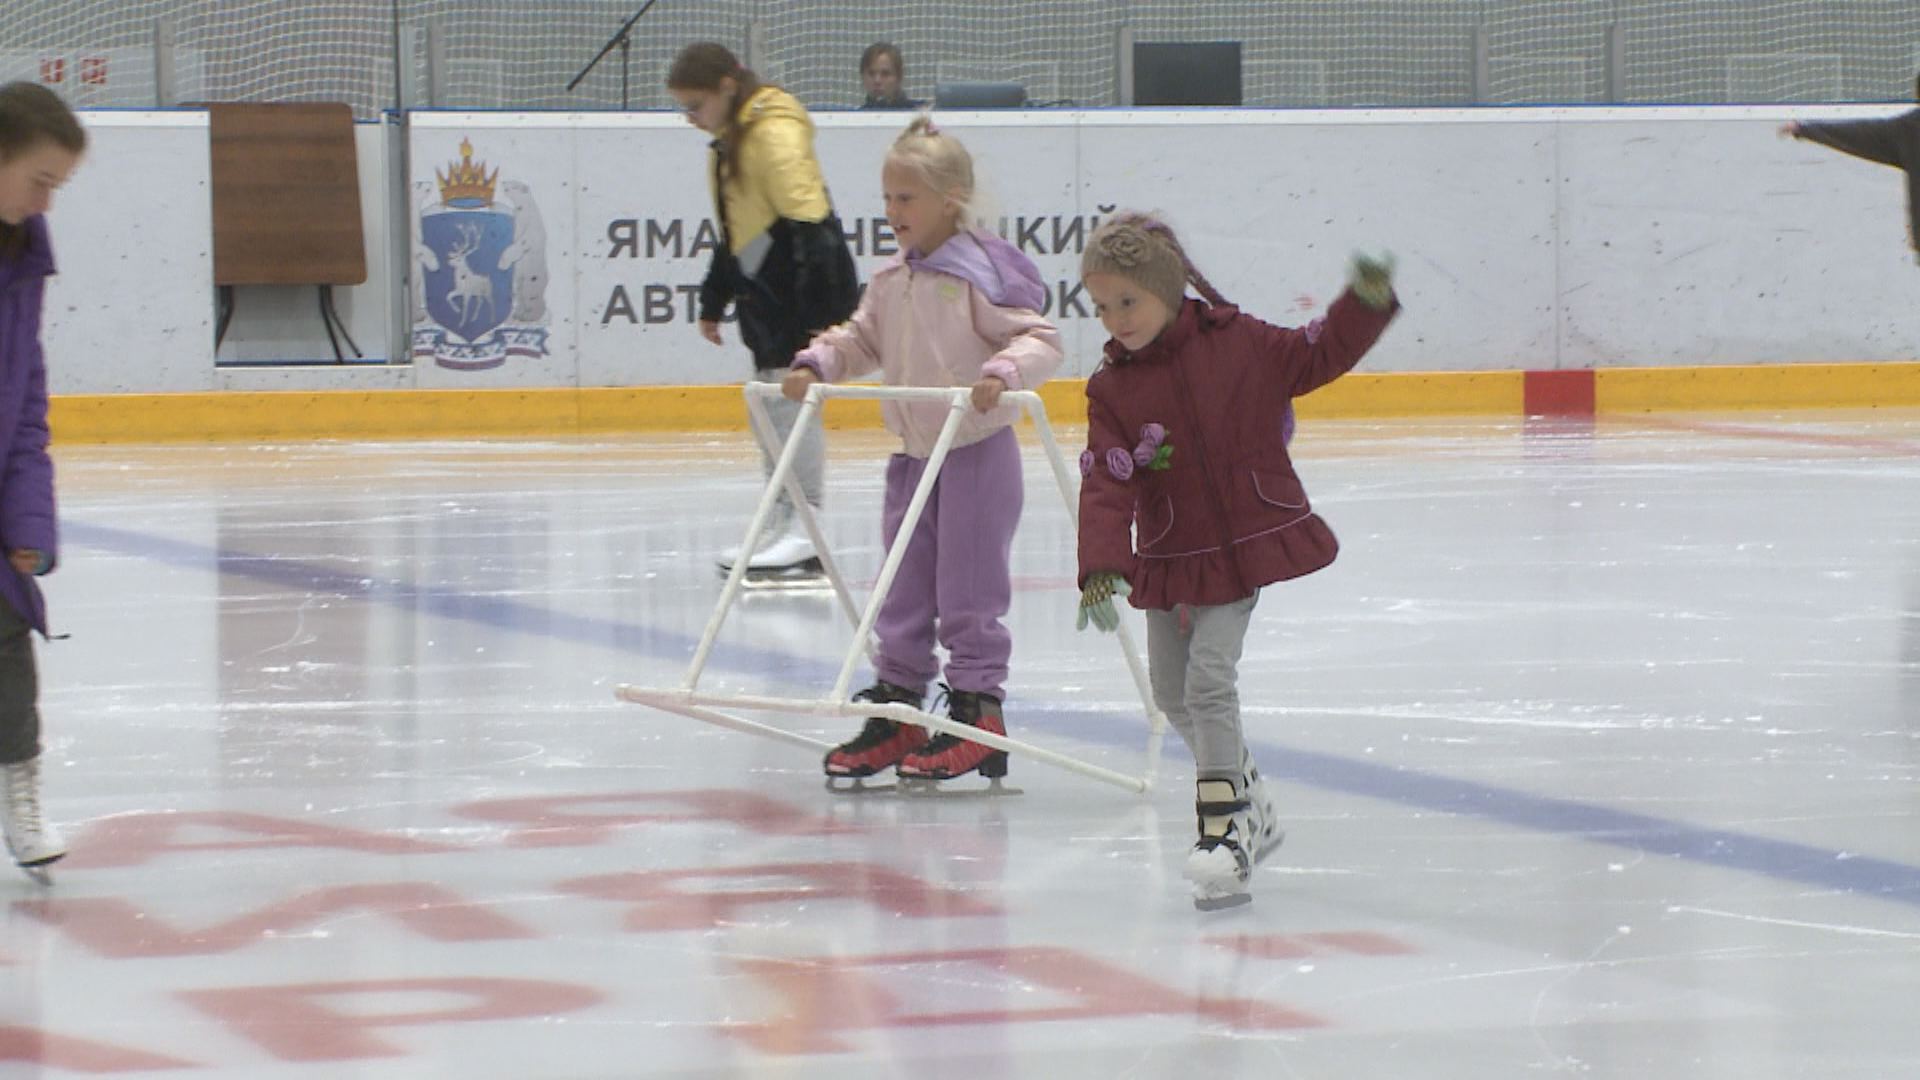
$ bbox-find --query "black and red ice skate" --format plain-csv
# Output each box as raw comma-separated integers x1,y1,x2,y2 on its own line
823,681,926,792
897,688,1015,794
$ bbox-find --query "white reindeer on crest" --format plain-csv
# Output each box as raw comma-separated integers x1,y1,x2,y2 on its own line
444,221,497,331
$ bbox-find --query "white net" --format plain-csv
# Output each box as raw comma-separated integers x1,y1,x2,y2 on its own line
9,0,397,110
1481,1,1615,106
11,1,1920,115
1620,0,1916,104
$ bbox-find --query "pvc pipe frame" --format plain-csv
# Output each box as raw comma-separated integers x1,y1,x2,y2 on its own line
621,382,1167,794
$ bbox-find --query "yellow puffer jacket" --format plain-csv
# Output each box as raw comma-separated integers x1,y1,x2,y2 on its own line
697,85,861,372
709,85,833,257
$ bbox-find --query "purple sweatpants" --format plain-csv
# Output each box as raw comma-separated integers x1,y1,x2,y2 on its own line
872,425,1023,700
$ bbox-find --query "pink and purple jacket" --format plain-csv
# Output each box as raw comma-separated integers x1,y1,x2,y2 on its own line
793,229,1062,457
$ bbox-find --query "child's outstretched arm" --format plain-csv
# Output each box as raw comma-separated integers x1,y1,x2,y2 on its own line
1262,252,1400,399
1782,116,1907,168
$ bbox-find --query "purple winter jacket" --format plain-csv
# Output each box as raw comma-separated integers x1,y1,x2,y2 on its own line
0,216,59,633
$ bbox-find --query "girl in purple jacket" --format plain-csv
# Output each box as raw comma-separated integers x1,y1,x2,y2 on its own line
1076,213,1397,909
0,82,85,878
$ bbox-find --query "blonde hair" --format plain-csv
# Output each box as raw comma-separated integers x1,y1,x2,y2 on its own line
885,114,977,227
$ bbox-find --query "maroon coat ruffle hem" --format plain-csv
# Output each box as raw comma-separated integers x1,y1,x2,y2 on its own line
1077,291,1398,611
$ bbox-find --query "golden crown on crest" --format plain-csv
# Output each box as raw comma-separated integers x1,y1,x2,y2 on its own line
436,139,498,206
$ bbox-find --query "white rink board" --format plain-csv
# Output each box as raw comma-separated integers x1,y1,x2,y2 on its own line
1555,116,1917,368
406,105,1920,390
36,105,1920,396
41,112,214,395
1071,114,1563,373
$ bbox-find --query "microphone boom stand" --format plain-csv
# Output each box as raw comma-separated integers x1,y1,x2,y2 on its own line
566,0,659,109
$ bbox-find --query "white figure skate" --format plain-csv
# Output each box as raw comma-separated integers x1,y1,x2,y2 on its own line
1186,773,1282,911
2,758,65,885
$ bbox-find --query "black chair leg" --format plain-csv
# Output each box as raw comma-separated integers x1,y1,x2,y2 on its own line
215,285,236,349
319,285,363,363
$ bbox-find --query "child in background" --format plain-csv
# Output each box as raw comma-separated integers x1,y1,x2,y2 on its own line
786,116,1062,786
0,82,85,878
667,42,861,581
859,42,921,111
1075,212,1398,908
1779,71,1920,266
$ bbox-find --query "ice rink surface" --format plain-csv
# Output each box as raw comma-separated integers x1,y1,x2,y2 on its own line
4,410,1917,1077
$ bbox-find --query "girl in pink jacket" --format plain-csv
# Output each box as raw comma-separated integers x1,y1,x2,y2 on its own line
785,116,1062,787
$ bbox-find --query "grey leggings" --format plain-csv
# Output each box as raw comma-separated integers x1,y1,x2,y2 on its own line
751,367,825,532
1144,593,1258,781
0,601,39,765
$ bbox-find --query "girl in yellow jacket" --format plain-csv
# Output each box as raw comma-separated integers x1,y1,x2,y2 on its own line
668,43,861,577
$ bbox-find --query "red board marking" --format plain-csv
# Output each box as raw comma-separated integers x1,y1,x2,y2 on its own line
179,978,605,1062
19,883,540,958
1524,369,1597,417
1629,414,1920,456
0,1026,194,1072
450,788,857,848
559,861,1001,931
727,946,1322,1054
68,811,461,870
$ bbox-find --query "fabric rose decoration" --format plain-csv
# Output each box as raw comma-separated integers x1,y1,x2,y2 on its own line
1135,424,1173,471
1088,423,1171,483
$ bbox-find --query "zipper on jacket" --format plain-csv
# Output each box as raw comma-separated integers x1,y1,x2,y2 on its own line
900,267,924,456
1169,352,1251,597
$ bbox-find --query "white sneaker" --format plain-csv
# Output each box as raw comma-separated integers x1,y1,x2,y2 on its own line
1186,778,1258,910
743,526,818,572
1,758,66,868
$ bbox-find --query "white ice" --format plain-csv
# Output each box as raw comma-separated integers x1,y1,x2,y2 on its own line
4,411,1918,1078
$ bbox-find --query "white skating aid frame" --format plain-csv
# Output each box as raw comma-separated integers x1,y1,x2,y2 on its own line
617,382,1167,793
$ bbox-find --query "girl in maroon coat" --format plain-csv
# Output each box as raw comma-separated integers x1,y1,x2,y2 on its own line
0,82,84,880
1075,212,1397,909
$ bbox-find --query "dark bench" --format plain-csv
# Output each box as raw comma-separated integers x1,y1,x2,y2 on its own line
203,102,367,361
